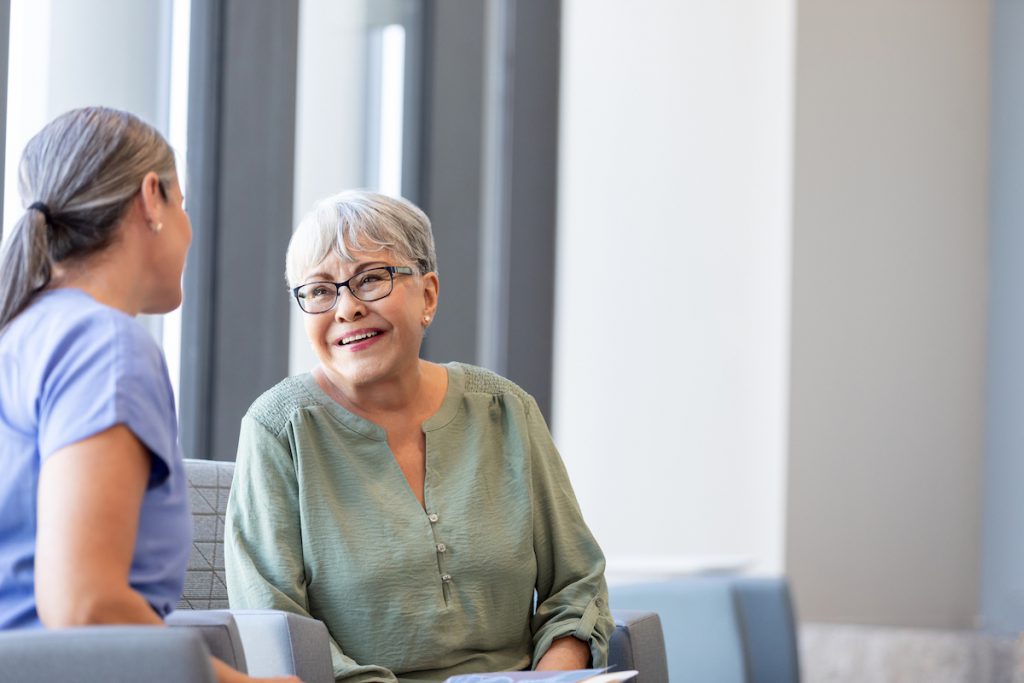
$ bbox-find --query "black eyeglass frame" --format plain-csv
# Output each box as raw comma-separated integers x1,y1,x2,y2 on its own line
292,266,415,314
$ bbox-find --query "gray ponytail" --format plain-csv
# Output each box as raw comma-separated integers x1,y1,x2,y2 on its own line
0,106,177,332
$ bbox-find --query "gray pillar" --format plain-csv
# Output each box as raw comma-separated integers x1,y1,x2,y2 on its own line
490,0,560,420
421,0,561,420
180,0,299,461
419,0,487,368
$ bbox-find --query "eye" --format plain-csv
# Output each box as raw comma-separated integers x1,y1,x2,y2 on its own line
354,271,387,289
307,284,333,299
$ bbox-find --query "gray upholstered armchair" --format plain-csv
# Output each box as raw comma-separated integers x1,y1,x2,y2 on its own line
0,626,216,683
169,459,334,682
177,458,668,683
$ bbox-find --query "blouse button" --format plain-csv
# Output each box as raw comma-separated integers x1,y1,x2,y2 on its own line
441,574,452,582
428,513,439,523
436,543,447,553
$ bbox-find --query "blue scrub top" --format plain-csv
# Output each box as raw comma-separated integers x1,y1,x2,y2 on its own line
0,288,191,629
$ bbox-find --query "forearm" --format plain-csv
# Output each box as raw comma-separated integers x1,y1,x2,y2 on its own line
535,636,590,671
38,585,162,628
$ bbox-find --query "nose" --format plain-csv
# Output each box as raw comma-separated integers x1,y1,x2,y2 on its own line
333,287,367,321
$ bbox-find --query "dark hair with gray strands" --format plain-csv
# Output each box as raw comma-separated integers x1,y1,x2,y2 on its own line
285,190,438,288
0,106,177,333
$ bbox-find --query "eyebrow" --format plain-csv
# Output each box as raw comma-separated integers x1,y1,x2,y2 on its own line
303,261,390,283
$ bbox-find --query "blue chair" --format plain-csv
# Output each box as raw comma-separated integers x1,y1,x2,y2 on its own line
611,577,747,683
732,577,800,683
610,576,800,683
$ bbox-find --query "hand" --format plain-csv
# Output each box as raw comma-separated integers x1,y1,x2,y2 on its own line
535,635,590,671
212,657,304,683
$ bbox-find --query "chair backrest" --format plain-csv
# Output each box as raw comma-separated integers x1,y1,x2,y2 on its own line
609,609,670,683
611,576,802,683
732,577,801,683
611,577,749,683
179,458,236,610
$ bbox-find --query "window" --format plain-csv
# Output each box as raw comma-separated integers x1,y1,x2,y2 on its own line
3,0,191,407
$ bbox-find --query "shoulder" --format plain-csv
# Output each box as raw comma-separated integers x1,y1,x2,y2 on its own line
11,290,161,378
244,374,321,437
14,289,152,346
451,362,537,415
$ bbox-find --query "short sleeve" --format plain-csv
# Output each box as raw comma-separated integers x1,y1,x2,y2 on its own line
37,311,176,486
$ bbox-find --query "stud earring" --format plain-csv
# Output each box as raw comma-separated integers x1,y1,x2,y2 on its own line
423,316,431,324
151,222,163,233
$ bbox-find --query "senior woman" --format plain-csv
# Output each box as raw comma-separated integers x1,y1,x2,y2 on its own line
225,190,614,683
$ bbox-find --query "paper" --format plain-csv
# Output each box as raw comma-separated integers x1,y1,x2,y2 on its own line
444,668,638,683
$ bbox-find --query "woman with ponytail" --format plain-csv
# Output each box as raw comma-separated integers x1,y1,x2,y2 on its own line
0,107,298,683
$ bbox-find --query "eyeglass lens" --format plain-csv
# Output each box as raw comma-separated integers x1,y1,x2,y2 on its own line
296,268,395,312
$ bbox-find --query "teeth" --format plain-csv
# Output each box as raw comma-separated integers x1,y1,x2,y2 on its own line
341,331,379,345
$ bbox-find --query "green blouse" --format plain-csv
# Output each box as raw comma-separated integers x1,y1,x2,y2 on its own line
224,363,614,683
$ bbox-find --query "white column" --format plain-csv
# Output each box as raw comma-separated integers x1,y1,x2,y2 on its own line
555,0,795,577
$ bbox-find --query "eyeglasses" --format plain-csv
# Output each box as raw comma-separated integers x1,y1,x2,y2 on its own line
292,266,414,314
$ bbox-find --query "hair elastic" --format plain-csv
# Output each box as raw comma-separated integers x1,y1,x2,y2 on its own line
28,202,52,225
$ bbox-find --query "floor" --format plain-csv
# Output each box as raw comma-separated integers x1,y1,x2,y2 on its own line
800,624,1024,683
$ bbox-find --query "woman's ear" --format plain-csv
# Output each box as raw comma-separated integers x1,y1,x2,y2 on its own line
138,171,165,229
422,272,439,320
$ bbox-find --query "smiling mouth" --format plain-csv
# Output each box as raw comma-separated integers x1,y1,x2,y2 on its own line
339,331,381,346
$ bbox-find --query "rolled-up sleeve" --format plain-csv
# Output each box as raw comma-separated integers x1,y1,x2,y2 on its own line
525,397,614,668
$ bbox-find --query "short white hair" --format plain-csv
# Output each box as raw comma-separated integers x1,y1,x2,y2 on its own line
286,190,437,287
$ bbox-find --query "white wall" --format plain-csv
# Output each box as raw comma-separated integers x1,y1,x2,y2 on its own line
4,0,169,242
786,1,989,628
555,0,794,577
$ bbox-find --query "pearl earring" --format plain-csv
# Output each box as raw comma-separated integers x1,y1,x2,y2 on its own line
423,316,431,324
151,222,163,233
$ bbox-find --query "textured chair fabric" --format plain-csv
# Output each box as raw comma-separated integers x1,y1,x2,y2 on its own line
0,626,216,683
179,458,334,682
609,609,669,683
610,577,749,683
733,577,801,683
166,608,248,672
179,458,234,610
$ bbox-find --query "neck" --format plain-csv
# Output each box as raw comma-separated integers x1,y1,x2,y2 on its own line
49,246,143,316
316,359,442,422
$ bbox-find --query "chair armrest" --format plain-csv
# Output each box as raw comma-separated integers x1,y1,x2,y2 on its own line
167,608,248,672
228,609,335,683
0,625,216,683
610,609,669,683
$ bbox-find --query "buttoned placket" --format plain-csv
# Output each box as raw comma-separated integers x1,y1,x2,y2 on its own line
425,435,452,606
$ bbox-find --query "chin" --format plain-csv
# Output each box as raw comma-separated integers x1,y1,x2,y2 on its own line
325,354,404,388
142,289,184,315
